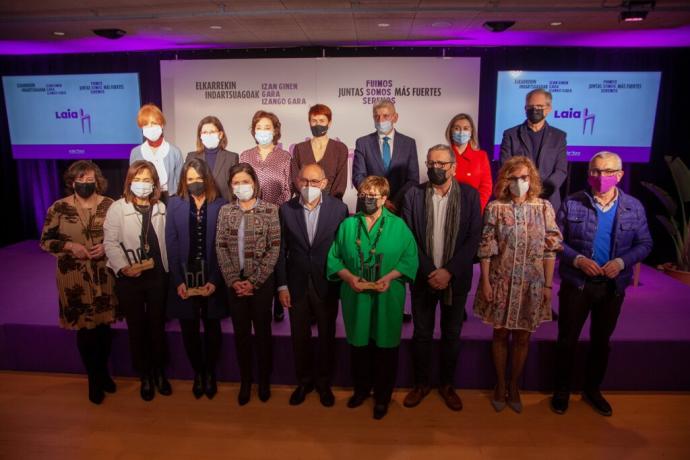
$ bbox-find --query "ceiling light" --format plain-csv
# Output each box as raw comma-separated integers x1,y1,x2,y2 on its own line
619,0,654,22
619,10,648,22
210,25,223,30
483,21,515,32
550,22,563,26
377,23,390,28
53,31,65,36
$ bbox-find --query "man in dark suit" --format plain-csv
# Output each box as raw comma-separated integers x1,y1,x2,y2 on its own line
500,88,568,212
352,99,420,214
277,163,349,407
401,144,482,411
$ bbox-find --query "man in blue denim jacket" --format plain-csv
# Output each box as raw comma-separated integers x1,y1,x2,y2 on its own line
551,151,653,417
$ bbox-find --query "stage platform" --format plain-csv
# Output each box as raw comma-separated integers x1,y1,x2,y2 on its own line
1,240,689,391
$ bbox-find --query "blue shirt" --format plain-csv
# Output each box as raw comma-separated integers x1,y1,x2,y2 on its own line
593,199,618,266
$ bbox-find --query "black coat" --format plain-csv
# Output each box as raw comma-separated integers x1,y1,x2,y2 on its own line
276,194,349,301
401,182,482,296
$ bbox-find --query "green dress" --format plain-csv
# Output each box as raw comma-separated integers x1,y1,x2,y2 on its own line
326,208,418,348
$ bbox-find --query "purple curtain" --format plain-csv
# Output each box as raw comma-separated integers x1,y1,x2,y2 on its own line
17,160,61,238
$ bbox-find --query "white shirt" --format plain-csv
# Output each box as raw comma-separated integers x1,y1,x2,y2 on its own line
141,140,171,191
431,190,449,269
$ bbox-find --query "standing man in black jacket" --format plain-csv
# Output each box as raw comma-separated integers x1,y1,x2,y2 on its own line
276,163,349,407
401,144,482,411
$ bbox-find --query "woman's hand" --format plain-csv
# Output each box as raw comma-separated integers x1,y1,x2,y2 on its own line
121,266,142,278
66,242,90,260
542,287,552,308
346,275,367,293
480,279,493,303
201,283,216,297
374,278,390,293
233,280,254,297
177,283,188,299
88,243,105,259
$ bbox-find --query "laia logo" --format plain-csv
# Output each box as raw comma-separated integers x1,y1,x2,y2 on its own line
553,107,595,135
55,108,91,134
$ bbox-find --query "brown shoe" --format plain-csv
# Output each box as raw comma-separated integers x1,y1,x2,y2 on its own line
438,385,463,411
403,385,431,408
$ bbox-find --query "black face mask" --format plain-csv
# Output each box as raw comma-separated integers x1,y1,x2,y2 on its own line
526,107,545,124
427,167,448,186
187,181,205,197
310,124,328,137
74,182,96,199
358,197,379,215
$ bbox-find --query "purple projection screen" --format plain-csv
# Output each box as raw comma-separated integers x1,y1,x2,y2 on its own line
2,73,142,159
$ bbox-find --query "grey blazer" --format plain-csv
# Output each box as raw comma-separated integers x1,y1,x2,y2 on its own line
186,149,239,201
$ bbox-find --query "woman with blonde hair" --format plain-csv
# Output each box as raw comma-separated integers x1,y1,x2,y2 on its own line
474,156,562,413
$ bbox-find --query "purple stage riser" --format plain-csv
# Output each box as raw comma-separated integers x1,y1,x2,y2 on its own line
11,144,136,159
3,324,688,391
492,145,651,163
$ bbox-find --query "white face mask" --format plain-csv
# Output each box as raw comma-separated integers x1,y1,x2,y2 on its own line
254,130,273,146
375,120,393,135
233,184,254,201
509,178,530,198
142,125,163,142
200,133,220,149
131,181,154,198
300,186,322,204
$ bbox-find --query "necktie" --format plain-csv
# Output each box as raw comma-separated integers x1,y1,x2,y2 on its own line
382,136,391,171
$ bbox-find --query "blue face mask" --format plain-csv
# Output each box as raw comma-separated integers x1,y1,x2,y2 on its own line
452,131,471,146
254,130,274,146
375,120,393,135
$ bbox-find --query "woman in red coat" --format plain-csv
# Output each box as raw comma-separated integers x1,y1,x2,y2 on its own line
445,113,492,212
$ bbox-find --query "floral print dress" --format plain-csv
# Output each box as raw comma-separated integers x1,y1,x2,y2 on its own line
473,198,563,332
40,196,119,330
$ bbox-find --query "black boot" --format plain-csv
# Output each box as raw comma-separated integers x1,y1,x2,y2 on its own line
204,370,217,399
192,373,205,399
238,382,251,406
77,328,105,405
140,373,155,401
153,368,172,396
96,325,116,393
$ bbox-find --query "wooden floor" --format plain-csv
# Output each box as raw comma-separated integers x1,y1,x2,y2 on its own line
1,372,689,460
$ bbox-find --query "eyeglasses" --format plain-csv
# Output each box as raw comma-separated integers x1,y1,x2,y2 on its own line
358,193,381,199
508,175,530,182
589,168,621,177
426,160,453,169
298,178,324,187
525,105,547,110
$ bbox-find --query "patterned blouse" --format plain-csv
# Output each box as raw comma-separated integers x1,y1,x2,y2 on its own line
40,196,119,330
240,146,292,206
473,198,563,332
215,200,281,289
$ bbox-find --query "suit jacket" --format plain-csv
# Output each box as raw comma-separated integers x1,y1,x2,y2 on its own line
276,194,349,301
186,149,239,202
165,196,228,319
499,121,568,212
352,130,419,208
401,182,482,296
103,198,168,275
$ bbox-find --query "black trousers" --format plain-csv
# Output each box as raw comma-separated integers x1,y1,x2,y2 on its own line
554,280,625,393
229,275,274,384
411,286,467,386
288,277,338,389
76,324,112,377
116,271,168,375
350,341,399,405
179,300,222,374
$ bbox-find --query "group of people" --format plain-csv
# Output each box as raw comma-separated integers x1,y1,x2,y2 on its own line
40,89,652,421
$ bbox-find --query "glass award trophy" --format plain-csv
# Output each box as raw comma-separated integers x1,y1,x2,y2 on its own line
359,253,383,291
184,259,206,296
119,242,154,274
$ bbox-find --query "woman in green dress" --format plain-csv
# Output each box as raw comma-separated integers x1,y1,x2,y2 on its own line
327,176,418,420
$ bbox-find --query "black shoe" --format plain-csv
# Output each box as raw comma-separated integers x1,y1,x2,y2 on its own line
550,392,569,415
100,373,116,394
402,313,412,323
373,403,388,420
319,387,336,407
87,373,105,405
192,373,204,399
347,392,369,408
238,382,251,406
289,384,314,406
274,311,285,322
153,368,172,396
140,375,155,402
204,371,217,400
583,389,613,416
258,382,271,402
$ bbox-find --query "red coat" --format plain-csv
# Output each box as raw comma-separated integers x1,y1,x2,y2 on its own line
452,143,492,212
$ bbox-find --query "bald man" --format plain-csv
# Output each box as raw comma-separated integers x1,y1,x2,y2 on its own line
276,164,349,407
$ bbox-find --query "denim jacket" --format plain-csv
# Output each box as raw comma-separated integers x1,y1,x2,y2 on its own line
557,188,653,293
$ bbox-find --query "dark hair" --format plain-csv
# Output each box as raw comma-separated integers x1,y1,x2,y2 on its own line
122,160,161,204
308,104,332,122
63,160,108,196
195,115,228,152
228,162,261,201
251,110,281,144
176,158,219,202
